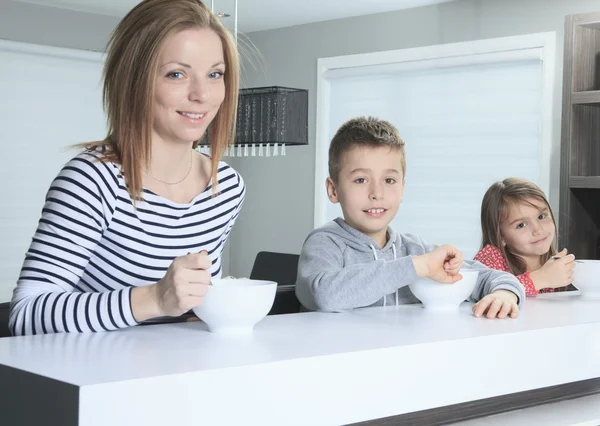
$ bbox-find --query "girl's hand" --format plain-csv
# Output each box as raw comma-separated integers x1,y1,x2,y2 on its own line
472,289,519,319
413,244,463,284
530,248,576,290
132,251,212,322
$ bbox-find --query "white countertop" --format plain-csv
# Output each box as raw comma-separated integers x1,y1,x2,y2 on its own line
2,297,600,425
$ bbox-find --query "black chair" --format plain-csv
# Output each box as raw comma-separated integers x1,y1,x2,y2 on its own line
250,251,301,315
0,302,11,338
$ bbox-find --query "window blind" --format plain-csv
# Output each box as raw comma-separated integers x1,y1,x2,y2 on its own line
0,40,106,302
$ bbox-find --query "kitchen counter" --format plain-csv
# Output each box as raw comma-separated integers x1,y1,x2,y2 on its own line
1,297,600,425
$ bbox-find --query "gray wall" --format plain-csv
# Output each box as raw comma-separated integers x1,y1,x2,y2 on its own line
0,0,119,51
228,0,600,278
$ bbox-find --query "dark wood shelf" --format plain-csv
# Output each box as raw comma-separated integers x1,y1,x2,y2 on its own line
560,12,600,259
570,176,600,188
572,90,600,105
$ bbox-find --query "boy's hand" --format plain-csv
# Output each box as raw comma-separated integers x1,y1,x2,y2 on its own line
443,248,464,276
472,290,519,319
413,244,463,284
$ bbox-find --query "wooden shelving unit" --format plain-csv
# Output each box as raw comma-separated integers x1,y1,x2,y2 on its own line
572,90,600,105
569,176,600,188
559,11,600,259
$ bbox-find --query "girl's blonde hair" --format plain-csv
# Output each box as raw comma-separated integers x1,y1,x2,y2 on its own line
480,177,558,275
86,0,239,200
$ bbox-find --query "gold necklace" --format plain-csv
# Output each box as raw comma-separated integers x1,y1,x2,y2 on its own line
144,151,193,185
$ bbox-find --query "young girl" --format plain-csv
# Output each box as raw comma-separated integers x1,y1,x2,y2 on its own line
474,178,575,296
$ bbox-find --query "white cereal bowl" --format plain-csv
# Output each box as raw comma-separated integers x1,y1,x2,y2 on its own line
572,260,600,299
408,269,479,311
192,278,277,334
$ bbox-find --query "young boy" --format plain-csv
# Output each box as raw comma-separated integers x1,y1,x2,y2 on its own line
295,116,525,319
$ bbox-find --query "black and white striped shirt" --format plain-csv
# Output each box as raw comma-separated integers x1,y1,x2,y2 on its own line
9,149,245,336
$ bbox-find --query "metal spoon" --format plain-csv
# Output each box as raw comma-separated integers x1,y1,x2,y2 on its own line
552,255,584,263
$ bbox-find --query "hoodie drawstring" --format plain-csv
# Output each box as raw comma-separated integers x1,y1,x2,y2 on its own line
369,245,384,307
392,243,398,305
370,243,399,307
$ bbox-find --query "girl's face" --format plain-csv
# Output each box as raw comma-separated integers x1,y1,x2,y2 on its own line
500,197,555,261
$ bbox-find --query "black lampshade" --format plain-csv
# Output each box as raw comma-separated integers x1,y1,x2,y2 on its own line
235,86,308,146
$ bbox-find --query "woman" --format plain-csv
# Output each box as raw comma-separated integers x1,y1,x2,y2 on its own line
9,0,245,335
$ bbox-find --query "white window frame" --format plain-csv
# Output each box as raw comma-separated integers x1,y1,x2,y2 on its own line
313,32,556,228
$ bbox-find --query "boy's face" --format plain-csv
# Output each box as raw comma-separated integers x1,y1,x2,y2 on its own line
327,145,405,244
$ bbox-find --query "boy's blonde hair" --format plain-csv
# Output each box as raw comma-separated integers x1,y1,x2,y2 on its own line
85,0,239,200
480,177,558,275
328,116,406,182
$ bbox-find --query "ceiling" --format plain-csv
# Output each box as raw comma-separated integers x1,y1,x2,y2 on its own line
11,0,456,32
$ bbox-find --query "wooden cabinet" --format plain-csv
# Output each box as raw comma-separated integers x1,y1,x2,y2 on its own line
559,11,600,259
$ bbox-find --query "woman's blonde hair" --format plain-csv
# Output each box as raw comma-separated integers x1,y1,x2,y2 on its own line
86,0,239,199
480,177,558,275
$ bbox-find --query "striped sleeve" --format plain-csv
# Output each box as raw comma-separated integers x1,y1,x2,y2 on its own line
9,153,137,335
219,171,246,252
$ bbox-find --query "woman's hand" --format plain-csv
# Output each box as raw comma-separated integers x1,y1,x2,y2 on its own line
131,251,212,322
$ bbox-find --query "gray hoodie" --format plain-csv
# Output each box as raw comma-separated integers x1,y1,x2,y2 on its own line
295,217,526,312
